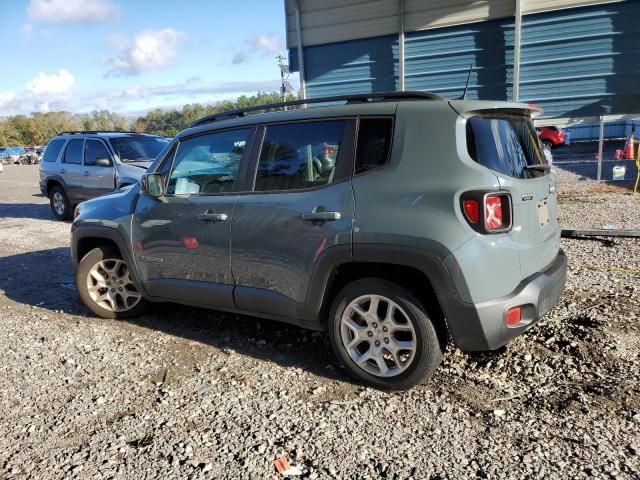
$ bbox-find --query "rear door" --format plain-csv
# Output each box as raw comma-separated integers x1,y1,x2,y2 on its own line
60,138,85,202
230,119,355,318
466,114,560,278
82,138,115,198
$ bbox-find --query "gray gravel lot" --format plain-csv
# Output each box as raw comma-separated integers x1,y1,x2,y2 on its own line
0,165,639,479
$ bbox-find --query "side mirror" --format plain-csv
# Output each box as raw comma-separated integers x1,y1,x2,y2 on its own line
141,173,165,198
95,158,112,167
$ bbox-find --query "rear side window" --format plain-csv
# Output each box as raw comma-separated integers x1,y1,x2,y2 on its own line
84,140,111,166
63,139,84,164
355,118,393,174
42,139,66,163
255,120,346,192
467,115,547,179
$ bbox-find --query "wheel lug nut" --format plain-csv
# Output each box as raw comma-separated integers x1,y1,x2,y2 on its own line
384,338,389,344
111,288,115,292
375,340,380,346
119,288,123,291
382,326,388,332
367,332,373,337
372,323,378,328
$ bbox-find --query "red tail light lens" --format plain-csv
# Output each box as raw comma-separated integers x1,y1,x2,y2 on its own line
505,306,522,326
485,195,504,230
463,199,479,224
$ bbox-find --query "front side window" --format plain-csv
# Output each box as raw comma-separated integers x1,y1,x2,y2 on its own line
255,120,346,192
63,139,84,164
467,115,547,179
42,139,66,163
167,129,251,195
355,118,393,174
84,140,111,166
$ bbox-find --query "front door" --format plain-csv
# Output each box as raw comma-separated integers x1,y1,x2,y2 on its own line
131,127,255,309
82,138,115,198
231,120,355,318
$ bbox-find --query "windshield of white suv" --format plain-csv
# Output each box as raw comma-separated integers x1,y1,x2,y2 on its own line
109,136,169,163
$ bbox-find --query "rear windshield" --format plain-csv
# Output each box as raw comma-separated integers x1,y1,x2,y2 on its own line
466,115,547,179
109,136,169,163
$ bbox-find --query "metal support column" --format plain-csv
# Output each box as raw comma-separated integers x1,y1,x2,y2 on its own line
597,116,605,181
513,0,523,101
293,0,307,100
398,0,405,91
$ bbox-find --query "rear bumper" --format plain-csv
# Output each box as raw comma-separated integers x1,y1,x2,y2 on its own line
446,249,567,351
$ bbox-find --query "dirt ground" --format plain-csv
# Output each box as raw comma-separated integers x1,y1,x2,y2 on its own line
0,165,639,479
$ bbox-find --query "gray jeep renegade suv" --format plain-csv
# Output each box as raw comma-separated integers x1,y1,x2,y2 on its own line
39,131,169,220
70,92,567,389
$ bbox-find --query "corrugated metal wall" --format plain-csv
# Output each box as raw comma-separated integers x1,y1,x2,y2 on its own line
285,0,623,48
290,1,640,118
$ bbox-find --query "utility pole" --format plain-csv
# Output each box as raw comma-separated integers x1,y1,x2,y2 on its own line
277,54,294,109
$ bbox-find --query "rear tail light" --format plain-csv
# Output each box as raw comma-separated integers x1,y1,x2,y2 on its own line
460,191,512,234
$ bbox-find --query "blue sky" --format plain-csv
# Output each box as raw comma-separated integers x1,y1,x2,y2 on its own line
0,0,297,116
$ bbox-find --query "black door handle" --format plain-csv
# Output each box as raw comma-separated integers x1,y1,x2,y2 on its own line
196,212,228,222
302,211,341,221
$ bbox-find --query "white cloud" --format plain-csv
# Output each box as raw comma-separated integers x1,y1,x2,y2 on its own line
251,34,281,54
26,69,75,97
231,34,283,65
0,91,21,113
27,0,119,24
119,84,149,99
106,28,187,76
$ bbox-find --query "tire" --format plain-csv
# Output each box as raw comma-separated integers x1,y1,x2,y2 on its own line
328,278,444,390
76,247,148,319
49,185,72,221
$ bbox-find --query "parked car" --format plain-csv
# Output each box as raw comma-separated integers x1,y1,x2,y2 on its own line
536,126,565,149
5,146,26,164
39,131,170,220
71,92,566,390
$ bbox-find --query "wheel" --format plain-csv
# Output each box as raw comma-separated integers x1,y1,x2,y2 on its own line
49,185,71,221
328,278,444,390
76,247,148,319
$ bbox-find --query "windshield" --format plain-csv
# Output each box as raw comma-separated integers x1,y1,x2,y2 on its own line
467,115,547,179
109,136,169,163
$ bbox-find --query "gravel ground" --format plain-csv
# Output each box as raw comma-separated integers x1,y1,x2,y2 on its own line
0,165,639,479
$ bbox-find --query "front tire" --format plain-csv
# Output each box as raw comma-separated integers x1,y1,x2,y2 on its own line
328,278,444,390
49,186,71,221
76,247,148,319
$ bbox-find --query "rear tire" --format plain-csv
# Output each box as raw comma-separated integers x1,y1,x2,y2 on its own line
76,247,148,319
49,185,71,221
328,278,444,390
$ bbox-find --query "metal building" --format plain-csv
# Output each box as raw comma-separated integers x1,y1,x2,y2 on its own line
285,0,640,119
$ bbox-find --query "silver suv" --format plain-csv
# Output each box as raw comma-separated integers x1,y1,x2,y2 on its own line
70,93,567,389
39,131,169,220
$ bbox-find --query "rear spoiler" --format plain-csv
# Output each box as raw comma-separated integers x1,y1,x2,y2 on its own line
448,100,544,119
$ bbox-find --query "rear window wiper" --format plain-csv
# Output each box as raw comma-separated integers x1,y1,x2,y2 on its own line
525,164,551,173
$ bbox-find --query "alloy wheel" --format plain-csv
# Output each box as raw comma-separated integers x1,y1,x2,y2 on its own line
340,294,417,377
86,259,141,312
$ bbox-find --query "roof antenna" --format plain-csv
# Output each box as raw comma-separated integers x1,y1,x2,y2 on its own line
459,64,473,100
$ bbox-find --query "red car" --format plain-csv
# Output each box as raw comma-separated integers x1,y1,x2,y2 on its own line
536,126,566,149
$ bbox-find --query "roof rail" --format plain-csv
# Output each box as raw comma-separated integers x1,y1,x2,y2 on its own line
190,90,442,127
57,130,144,135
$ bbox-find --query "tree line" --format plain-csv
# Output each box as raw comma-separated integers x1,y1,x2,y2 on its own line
0,92,292,147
